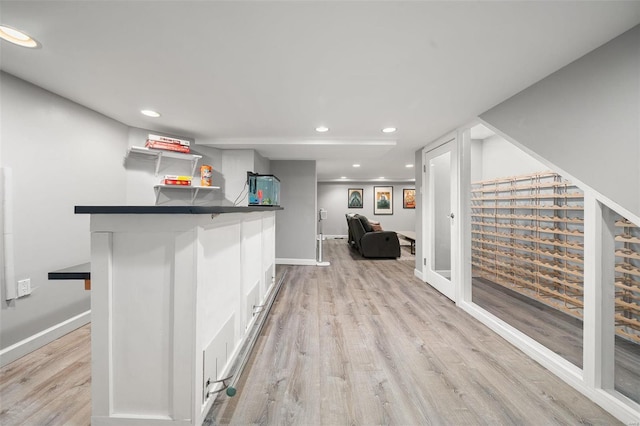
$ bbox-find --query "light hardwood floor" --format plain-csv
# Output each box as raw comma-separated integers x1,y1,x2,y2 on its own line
0,240,622,425
0,324,91,425
473,277,640,404
207,240,620,425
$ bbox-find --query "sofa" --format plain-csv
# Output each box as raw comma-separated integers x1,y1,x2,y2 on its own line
345,213,401,258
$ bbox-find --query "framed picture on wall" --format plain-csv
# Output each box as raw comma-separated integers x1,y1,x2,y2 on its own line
347,188,363,208
374,186,393,215
403,188,416,209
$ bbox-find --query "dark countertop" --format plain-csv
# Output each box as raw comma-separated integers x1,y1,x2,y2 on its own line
48,262,91,280
75,205,284,214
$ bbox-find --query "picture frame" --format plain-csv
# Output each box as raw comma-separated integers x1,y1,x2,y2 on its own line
403,188,416,209
374,186,393,215
347,188,363,208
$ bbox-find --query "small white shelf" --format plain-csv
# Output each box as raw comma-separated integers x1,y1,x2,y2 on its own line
154,184,220,205
126,146,202,176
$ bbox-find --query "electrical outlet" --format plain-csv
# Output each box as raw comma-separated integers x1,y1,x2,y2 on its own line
17,278,31,297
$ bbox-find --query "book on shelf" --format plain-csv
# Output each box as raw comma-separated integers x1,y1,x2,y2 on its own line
162,175,192,186
163,175,192,180
148,134,190,147
145,139,191,153
163,179,192,186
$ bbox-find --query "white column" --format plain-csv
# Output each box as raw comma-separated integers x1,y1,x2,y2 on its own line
583,193,615,390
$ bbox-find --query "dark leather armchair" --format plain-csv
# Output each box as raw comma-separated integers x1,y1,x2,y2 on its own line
345,214,401,258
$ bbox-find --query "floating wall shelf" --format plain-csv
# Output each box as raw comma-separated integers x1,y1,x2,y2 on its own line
126,146,202,176
154,184,220,205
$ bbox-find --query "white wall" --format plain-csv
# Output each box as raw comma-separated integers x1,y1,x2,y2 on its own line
0,74,275,358
220,150,254,206
480,24,640,216
317,182,416,237
414,149,423,272
478,135,546,181
470,139,483,182
271,160,316,263
254,151,270,175
0,72,128,350
218,149,271,206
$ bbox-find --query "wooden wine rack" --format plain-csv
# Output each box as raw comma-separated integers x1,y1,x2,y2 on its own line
614,219,640,343
471,171,640,344
471,171,585,318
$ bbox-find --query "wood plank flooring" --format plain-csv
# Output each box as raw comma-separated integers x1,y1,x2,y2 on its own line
473,276,640,404
0,240,625,425
472,277,585,368
0,324,91,426
207,240,621,425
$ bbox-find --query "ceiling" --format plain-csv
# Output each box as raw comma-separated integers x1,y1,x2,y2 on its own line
1,1,639,182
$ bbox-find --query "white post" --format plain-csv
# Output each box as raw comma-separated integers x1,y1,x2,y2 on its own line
2,167,16,301
317,209,330,266
583,193,615,390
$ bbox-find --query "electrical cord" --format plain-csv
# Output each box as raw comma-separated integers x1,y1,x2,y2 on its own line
233,181,248,206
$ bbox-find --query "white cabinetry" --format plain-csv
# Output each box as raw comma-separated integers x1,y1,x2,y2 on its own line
89,210,277,425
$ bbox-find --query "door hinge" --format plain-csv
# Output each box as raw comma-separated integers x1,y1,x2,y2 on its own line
423,258,426,266
423,165,426,173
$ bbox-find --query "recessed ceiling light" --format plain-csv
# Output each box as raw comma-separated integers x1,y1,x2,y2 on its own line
406,164,414,168
382,127,397,133
141,109,161,118
315,126,329,133
379,176,385,180
352,164,360,168
0,25,39,48
340,176,347,179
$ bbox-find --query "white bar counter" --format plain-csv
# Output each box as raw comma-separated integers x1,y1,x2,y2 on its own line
76,205,281,425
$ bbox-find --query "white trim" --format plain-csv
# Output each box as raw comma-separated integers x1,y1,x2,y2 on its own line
324,235,347,239
421,135,457,301
458,127,473,304
2,167,16,301
276,258,317,266
91,417,191,426
413,268,423,280
0,310,91,367
448,117,640,422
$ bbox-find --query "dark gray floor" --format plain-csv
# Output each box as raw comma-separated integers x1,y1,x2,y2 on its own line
472,277,640,404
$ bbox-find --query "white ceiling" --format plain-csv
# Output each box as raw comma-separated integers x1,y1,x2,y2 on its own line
2,1,639,182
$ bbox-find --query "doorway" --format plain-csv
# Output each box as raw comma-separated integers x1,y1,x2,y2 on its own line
422,136,457,301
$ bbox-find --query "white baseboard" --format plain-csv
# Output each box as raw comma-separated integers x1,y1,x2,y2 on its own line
276,258,317,266
414,269,424,280
0,310,91,367
324,235,347,239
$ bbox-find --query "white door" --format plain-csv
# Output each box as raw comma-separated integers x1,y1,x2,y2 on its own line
423,137,457,301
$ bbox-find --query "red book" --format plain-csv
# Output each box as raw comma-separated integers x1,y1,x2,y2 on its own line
148,134,190,147
145,140,191,153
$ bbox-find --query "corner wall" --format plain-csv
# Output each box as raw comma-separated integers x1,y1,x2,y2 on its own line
0,72,128,358
271,160,317,264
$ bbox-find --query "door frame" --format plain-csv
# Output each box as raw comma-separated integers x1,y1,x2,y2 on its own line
421,132,458,302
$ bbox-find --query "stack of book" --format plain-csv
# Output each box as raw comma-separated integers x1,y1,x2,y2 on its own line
145,134,190,153
163,175,192,186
